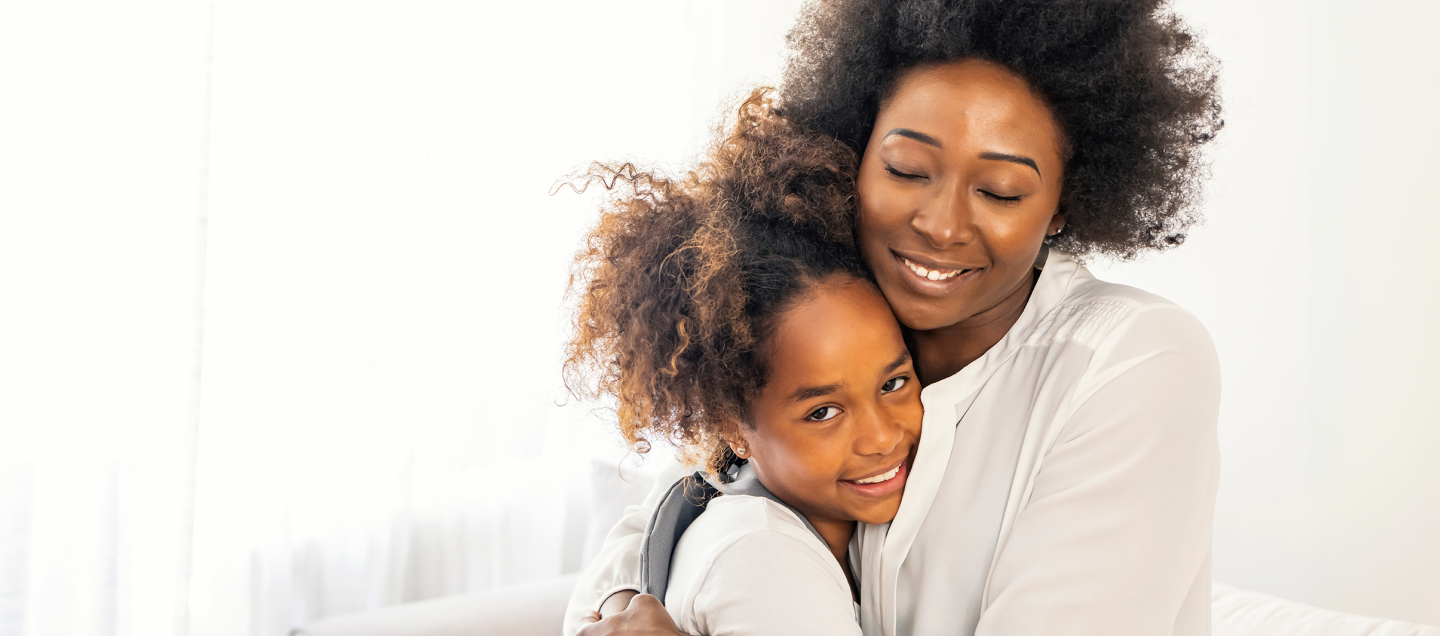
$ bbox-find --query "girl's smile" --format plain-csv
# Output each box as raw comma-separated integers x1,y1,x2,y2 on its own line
840,459,908,498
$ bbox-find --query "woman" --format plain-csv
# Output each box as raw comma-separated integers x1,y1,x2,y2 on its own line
568,1,1223,634
565,92,924,634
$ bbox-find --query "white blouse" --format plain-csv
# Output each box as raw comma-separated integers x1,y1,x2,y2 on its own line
562,251,1221,636
661,493,861,636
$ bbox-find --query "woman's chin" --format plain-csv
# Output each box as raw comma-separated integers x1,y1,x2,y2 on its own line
882,289,973,333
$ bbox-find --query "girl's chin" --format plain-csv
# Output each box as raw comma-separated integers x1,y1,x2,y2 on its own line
850,499,903,525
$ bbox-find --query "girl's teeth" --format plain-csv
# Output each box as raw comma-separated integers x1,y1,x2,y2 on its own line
853,465,900,484
927,270,940,281
917,266,929,277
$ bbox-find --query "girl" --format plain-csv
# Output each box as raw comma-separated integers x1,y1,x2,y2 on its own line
564,90,920,635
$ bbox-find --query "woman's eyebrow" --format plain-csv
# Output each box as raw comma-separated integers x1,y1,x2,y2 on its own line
884,128,942,147
980,151,1041,177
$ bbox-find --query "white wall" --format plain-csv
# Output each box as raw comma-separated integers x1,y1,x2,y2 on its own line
1087,0,1440,625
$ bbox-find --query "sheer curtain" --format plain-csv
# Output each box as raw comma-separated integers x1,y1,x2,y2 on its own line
0,1,802,635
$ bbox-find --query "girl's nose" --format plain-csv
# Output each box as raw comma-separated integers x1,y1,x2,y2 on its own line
853,403,905,458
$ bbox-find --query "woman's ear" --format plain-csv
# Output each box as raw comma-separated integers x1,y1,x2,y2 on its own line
1047,210,1067,237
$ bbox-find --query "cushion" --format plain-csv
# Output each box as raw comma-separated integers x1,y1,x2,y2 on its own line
582,459,656,565
1213,582,1440,636
292,574,578,636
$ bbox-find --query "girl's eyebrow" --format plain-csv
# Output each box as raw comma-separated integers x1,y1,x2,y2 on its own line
788,352,913,403
883,351,912,375
791,383,842,403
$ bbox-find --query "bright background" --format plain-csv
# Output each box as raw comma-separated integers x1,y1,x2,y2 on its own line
0,1,1435,635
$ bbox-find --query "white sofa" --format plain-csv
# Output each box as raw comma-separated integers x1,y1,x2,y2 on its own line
294,461,1439,636
295,577,1438,636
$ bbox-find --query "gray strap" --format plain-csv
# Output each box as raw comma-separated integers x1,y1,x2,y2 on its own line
639,472,717,604
639,471,826,604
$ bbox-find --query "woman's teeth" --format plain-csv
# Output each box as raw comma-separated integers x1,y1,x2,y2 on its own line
902,257,964,281
852,465,900,484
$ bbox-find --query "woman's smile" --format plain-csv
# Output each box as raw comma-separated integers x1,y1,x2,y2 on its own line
892,249,983,295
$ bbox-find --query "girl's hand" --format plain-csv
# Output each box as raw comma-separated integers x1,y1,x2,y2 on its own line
576,593,691,636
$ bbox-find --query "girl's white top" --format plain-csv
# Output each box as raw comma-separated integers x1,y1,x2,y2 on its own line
563,251,1221,636
661,493,861,636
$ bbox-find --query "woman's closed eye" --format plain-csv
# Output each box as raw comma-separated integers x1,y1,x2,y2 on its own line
884,164,927,181
881,376,909,393
979,189,1022,203
806,406,840,422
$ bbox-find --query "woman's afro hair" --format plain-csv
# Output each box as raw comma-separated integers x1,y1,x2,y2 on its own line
563,90,871,473
780,0,1223,259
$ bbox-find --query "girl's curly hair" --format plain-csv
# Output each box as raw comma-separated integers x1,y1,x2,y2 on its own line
781,0,1224,259
564,89,871,473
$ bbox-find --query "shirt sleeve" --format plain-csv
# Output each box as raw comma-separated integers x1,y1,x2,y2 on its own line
561,457,694,636
690,530,863,636
975,303,1222,636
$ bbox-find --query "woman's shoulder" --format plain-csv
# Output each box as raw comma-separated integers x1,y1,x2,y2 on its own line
1031,270,1211,354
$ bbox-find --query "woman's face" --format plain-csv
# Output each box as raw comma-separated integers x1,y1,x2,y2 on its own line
856,59,1067,332
739,276,922,526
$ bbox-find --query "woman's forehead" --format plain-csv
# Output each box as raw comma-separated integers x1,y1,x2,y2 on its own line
877,60,1066,164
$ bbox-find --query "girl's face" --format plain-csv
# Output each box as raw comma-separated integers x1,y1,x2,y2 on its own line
738,276,922,527
855,59,1067,332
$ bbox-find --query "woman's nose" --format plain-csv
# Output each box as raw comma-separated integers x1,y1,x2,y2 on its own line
910,182,976,248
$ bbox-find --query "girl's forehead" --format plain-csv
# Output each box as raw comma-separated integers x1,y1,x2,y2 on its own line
758,282,906,401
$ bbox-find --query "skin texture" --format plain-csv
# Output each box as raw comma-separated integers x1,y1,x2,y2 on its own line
857,60,1067,385
579,593,675,636
732,276,922,572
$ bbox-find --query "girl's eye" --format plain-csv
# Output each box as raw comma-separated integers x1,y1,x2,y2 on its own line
885,164,926,180
806,406,839,422
980,189,1022,202
881,376,908,393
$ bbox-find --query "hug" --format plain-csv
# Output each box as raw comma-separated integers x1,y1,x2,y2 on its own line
563,0,1223,634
